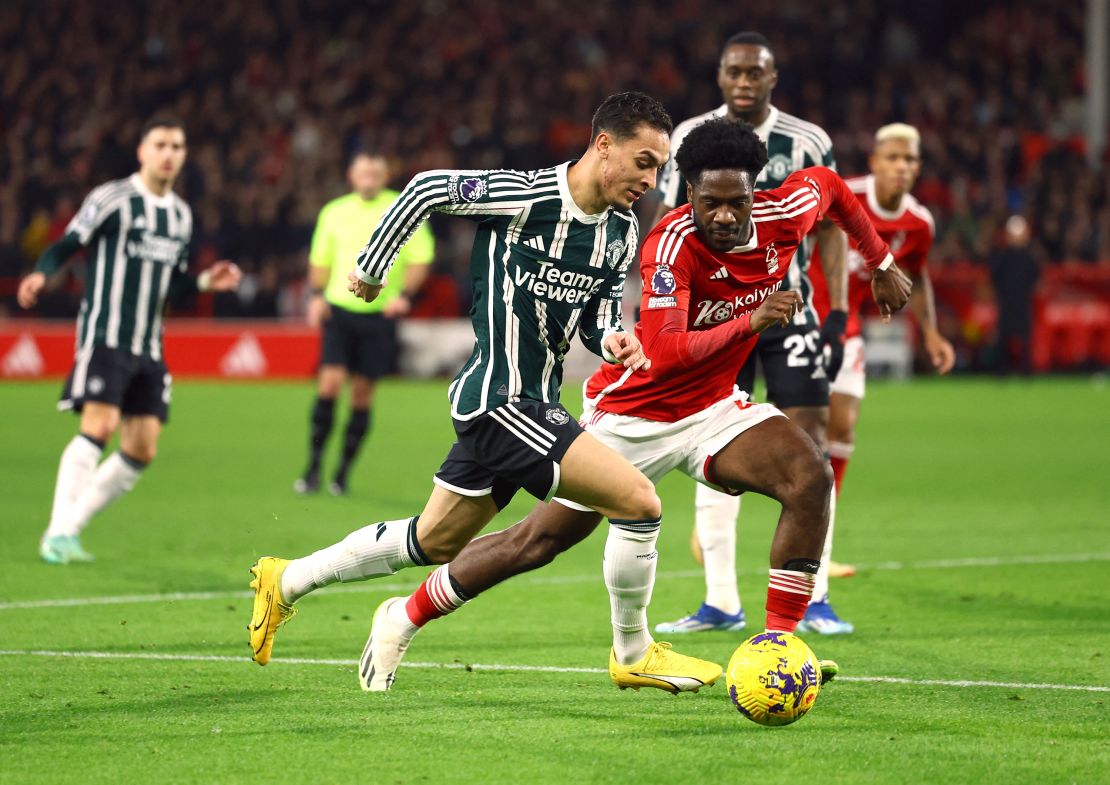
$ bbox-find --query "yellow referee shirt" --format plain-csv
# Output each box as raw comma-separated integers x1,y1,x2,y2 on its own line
310,190,435,313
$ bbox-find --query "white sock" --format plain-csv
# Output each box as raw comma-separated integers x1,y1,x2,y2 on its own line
695,483,742,615
812,486,836,604
66,451,144,536
281,517,426,603
604,519,661,666
45,435,104,537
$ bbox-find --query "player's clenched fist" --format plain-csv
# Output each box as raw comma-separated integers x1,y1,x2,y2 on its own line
751,290,802,333
347,269,382,303
603,331,652,372
871,263,913,321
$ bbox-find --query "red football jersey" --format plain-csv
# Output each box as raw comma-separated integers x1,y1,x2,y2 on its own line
812,174,935,337
584,168,891,422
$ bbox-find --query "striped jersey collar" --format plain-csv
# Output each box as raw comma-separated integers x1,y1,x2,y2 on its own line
556,161,610,224
711,104,780,144
129,173,176,208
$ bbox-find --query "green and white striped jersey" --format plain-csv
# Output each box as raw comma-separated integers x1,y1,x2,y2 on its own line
657,105,835,328
355,163,636,420
60,174,194,361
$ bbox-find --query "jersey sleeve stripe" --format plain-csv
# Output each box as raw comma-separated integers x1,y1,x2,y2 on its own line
776,114,833,153
751,187,819,214
752,197,819,223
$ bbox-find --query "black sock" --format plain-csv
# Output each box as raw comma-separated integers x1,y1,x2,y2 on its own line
307,397,336,476
79,433,107,451
335,407,370,483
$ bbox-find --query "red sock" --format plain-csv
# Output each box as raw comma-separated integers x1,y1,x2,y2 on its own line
404,565,469,628
827,441,854,495
765,569,817,632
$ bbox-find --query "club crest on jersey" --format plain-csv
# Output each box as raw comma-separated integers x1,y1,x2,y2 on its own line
763,154,792,182
766,243,780,274
651,266,676,295
545,408,570,425
605,238,627,268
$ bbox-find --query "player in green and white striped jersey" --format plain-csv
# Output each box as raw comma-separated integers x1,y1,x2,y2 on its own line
249,93,724,693
18,117,241,565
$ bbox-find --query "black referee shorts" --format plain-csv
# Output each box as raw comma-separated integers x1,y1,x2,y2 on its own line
320,305,398,379
434,401,585,510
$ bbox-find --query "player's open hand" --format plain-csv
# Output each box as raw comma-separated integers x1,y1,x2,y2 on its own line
348,269,382,303
751,291,801,333
206,260,242,292
924,330,956,374
604,331,651,372
17,272,46,310
871,263,912,322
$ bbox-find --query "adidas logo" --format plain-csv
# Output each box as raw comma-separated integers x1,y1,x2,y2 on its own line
219,333,267,377
710,267,729,280
523,236,547,253
2,333,45,377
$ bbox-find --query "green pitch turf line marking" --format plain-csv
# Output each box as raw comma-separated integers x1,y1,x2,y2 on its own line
1,649,1108,693
3,551,1109,612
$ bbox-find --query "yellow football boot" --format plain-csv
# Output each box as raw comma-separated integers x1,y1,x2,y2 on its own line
609,642,722,694
248,556,296,665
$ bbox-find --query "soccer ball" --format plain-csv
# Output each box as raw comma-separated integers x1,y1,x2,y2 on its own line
726,631,821,727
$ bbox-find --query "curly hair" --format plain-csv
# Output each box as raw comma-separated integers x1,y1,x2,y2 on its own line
590,91,673,142
675,118,768,186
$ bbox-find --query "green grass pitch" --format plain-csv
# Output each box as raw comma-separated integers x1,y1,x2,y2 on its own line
1,376,1108,784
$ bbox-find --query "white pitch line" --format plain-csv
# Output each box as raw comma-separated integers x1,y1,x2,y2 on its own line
2,552,1109,612
1,649,1107,693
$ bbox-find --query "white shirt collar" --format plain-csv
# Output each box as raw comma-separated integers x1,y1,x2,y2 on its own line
130,173,176,208
556,161,610,224
731,221,759,253
865,174,907,221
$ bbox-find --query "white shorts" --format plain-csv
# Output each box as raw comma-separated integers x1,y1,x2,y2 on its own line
556,392,785,512
830,335,866,400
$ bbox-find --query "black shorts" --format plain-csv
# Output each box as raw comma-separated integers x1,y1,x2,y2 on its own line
735,323,830,409
59,344,171,422
434,401,585,510
320,306,398,379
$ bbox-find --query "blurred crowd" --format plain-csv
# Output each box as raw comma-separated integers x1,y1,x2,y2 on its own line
1,0,1106,320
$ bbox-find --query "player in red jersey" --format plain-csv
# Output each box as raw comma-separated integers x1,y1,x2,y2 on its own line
813,124,954,578
356,119,910,693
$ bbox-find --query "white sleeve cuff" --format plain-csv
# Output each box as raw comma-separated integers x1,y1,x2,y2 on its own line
354,266,383,286
875,252,894,272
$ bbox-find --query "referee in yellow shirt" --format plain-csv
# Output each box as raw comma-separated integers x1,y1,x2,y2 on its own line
295,153,434,495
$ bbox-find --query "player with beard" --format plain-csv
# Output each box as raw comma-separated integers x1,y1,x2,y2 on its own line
356,119,910,693
654,31,883,636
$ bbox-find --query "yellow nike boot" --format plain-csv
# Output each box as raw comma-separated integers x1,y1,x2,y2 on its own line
248,556,297,665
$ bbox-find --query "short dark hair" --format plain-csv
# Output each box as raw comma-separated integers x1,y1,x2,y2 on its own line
140,115,185,142
721,31,774,60
590,91,672,143
675,119,769,186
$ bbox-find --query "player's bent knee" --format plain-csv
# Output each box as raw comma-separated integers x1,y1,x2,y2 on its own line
621,483,661,523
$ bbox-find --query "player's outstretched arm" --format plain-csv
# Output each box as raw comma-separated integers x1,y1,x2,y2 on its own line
795,167,912,318
18,233,84,309
909,268,955,374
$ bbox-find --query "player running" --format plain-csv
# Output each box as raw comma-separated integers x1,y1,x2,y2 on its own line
816,123,954,510
17,116,241,564
295,152,434,497
248,92,720,689
654,31,865,636
357,118,910,693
